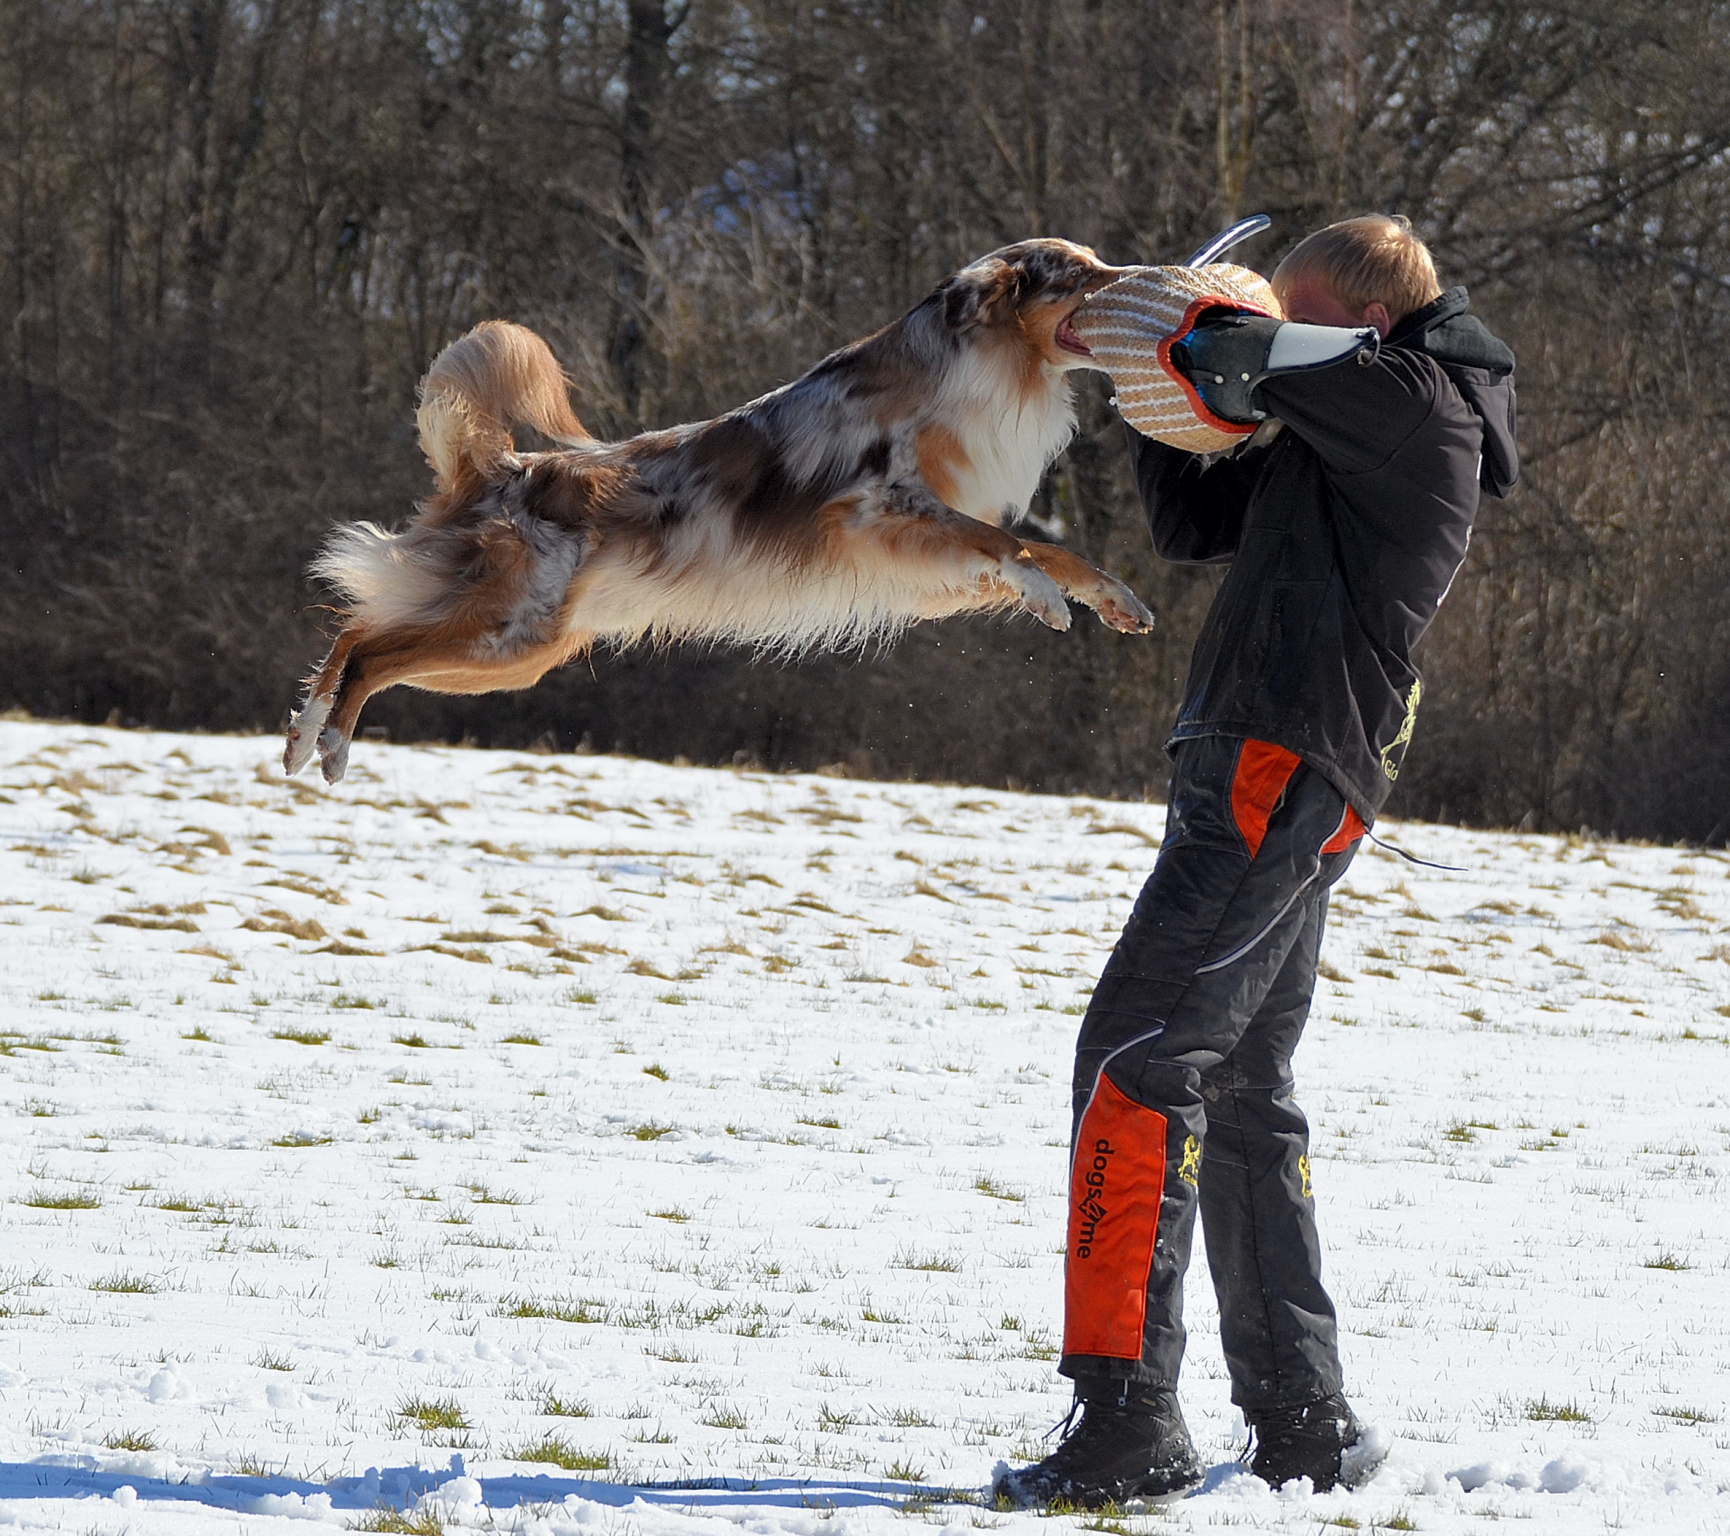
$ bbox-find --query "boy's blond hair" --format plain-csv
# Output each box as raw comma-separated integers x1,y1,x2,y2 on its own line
1271,214,1442,324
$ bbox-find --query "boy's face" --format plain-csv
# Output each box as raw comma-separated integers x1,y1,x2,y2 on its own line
1276,276,1393,339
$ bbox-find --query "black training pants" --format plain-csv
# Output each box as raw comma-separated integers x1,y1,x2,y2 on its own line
1059,733,1362,1412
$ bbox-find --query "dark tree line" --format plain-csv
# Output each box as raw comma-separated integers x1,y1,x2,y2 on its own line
3,0,1728,839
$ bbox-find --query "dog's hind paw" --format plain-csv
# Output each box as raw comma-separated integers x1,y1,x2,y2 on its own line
283,697,331,777
317,726,351,785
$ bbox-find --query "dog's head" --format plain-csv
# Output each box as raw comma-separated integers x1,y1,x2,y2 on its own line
934,239,1131,370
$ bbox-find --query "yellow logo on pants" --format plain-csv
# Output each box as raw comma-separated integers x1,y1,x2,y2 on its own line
1299,1154,1313,1199
1177,1135,1201,1186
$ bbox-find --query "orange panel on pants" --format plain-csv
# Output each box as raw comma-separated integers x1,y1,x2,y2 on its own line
1229,740,1302,858
1063,1073,1169,1360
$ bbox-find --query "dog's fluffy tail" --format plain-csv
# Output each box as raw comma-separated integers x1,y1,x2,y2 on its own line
416,320,590,493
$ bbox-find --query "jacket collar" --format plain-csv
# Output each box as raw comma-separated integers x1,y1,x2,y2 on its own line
1387,286,1515,377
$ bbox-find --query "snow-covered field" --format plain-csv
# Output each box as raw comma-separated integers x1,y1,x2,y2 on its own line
1,717,1728,1535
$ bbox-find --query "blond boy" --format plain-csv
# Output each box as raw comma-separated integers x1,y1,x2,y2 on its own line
1002,217,1518,1507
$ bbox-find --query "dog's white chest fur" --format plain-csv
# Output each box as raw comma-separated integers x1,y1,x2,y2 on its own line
942,353,1077,525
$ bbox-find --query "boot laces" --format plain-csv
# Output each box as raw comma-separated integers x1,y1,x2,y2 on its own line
1047,1391,1085,1443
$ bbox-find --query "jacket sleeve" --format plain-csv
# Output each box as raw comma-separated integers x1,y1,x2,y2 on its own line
1252,348,1440,476
1127,425,1260,565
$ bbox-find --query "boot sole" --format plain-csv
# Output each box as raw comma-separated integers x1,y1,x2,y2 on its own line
1122,1471,1205,1506
995,1468,1204,1511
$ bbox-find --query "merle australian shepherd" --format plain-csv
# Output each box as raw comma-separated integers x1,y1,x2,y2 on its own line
284,239,1153,783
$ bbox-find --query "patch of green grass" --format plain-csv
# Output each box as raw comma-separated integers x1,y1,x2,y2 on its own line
1644,1250,1691,1271
349,1509,447,1535
816,1402,857,1431
1018,1331,1059,1360
1652,1404,1718,1424
498,1295,607,1324
103,1429,156,1452
24,1189,100,1210
648,1207,690,1223
892,1245,962,1272
642,1062,669,1080
90,1271,159,1294
534,1388,591,1418
884,1457,927,1483
699,1401,749,1429
501,1033,542,1046
392,1033,430,1048
973,1174,1023,1201
1526,1394,1592,1423
253,1348,294,1371
271,1027,330,1046
798,1115,841,1130
509,1434,613,1471
628,1122,674,1141
397,1395,469,1433
272,1131,333,1148
182,1025,213,1041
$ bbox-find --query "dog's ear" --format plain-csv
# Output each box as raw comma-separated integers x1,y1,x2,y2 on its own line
942,257,1026,333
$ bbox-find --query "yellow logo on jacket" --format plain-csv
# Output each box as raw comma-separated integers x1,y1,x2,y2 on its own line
1177,1135,1201,1186
1381,679,1422,781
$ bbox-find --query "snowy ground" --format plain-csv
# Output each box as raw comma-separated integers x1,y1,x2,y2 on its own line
0,717,1727,1535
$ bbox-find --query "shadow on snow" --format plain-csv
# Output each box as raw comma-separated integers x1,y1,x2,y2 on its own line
0,1454,982,1517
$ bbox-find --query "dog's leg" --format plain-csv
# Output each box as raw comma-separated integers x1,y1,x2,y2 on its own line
285,628,363,777
865,487,1072,630
1016,541,1155,633
311,640,454,786
312,634,580,785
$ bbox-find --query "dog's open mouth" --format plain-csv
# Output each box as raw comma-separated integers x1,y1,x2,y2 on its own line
1055,312,1092,357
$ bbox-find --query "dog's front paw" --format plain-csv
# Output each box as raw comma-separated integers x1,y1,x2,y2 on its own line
1093,578,1155,634
1008,562,1071,632
284,697,332,777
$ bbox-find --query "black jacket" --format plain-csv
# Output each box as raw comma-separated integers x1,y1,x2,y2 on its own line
1131,287,1518,821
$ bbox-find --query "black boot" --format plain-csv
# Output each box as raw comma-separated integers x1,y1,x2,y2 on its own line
995,1384,1204,1509
1246,1393,1363,1492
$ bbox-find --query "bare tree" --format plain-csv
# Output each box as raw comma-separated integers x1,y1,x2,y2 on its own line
2,0,1727,838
